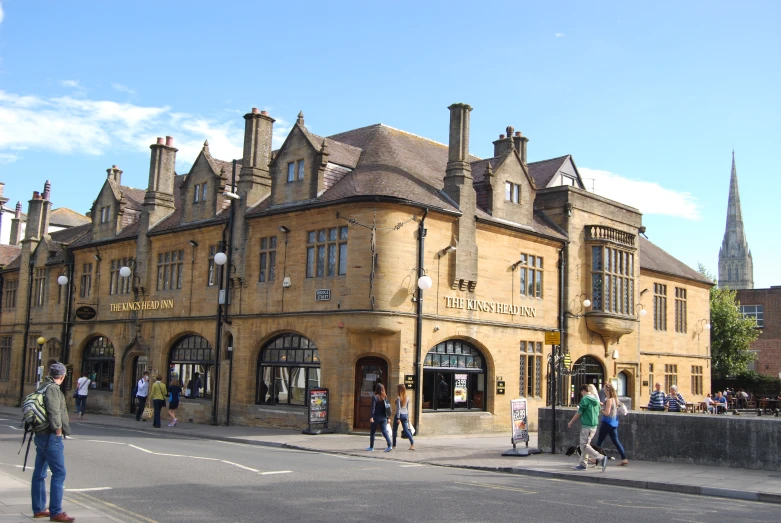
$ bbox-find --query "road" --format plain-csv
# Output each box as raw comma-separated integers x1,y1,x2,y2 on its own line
1,420,779,523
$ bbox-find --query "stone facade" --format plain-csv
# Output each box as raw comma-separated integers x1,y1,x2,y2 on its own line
0,103,711,435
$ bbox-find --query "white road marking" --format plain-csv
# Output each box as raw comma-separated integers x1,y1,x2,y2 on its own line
0,418,10,421
7,425,21,430
400,464,424,467
0,462,24,468
128,444,154,454
221,460,259,472
260,470,292,475
85,439,125,445
66,487,113,492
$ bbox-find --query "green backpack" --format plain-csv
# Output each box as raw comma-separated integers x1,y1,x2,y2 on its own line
19,383,53,470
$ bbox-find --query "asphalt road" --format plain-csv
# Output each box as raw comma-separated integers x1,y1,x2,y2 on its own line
1,420,779,523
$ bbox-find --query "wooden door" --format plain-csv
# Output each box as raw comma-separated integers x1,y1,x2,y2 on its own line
354,357,388,430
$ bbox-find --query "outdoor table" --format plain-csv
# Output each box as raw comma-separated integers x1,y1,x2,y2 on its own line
684,403,700,413
760,399,779,413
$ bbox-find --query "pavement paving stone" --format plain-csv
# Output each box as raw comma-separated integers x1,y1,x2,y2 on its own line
2,406,780,506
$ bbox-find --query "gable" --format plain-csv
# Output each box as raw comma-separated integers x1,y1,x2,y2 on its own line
180,149,225,224
269,125,320,206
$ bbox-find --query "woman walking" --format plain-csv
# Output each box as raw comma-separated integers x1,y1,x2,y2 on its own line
150,375,168,428
167,378,182,427
392,384,415,450
366,383,393,453
596,382,628,465
74,371,91,419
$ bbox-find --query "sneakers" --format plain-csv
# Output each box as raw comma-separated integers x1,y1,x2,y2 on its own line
173,418,177,426
573,465,588,470
365,447,374,451
598,456,608,472
168,423,174,427
384,446,393,453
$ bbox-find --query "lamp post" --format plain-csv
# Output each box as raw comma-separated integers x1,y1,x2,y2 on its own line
413,208,429,434
57,253,74,366
35,336,46,387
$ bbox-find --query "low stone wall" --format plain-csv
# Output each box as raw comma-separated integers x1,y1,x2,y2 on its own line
538,407,781,471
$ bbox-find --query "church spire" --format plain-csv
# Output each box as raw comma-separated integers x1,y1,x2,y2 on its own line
718,151,753,289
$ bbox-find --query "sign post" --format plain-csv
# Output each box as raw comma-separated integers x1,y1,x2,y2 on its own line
302,388,335,435
502,398,541,457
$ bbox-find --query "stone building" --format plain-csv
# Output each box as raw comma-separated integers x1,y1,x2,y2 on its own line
735,287,781,378
718,152,753,290
0,104,711,433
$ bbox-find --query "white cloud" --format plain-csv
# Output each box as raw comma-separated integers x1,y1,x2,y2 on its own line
60,80,81,88
0,89,291,170
111,83,136,96
555,33,565,37
579,167,701,220
0,3,4,25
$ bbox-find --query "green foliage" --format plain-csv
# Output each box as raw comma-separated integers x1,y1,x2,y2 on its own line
709,286,758,378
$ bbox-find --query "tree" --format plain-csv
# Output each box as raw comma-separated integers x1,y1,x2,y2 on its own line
698,263,758,378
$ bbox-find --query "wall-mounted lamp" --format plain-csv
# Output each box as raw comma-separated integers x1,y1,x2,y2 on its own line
417,274,433,290
119,259,144,295
565,293,591,318
636,303,647,318
511,258,525,270
438,245,456,257
94,253,102,262
222,190,240,200
695,318,711,341
214,252,228,266
189,240,199,247
278,225,290,233
57,274,69,286
612,349,619,360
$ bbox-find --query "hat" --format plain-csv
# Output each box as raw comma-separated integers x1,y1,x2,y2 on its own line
49,362,67,378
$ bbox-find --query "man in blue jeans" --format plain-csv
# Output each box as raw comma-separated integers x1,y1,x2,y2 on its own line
31,362,75,522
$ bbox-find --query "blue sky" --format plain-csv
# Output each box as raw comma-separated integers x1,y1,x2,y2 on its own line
0,1,778,287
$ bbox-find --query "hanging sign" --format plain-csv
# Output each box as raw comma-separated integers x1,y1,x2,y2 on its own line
511,398,529,444
75,306,97,320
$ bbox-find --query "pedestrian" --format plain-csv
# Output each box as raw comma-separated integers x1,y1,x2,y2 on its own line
150,375,168,428
567,384,607,472
31,362,75,522
665,385,686,412
647,382,666,411
392,384,415,450
167,378,182,427
135,372,149,421
73,371,91,419
596,382,628,466
436,373,449,408
192,372,201,398
366,383,393,453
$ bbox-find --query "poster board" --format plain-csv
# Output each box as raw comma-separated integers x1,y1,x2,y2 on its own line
510,398,529,444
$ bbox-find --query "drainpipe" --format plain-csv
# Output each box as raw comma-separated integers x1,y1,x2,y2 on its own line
414,208,429,433
552,242,568,454
60,247,75,365
19,261,34,406
225,160,237,426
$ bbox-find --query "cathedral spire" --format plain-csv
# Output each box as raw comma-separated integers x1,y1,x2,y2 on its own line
718,151,753,289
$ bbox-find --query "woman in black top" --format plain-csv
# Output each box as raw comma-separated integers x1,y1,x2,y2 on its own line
366,383,393,452
167,378,182,427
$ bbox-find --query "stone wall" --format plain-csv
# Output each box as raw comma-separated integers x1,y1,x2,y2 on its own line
538,407,781,471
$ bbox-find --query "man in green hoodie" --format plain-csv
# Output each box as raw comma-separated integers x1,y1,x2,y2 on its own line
568,384,607,471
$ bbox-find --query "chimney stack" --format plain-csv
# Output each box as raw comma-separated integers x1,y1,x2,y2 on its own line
443,103,478,291
9,201,23,245
239,107,275,206
25,182,52,241
107,165,123,185
144,136,178,225
512,131,529,164
493,126,515,157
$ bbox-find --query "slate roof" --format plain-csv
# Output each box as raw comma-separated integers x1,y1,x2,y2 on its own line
528,155,571,188
50,207,90,227
639,236,713,285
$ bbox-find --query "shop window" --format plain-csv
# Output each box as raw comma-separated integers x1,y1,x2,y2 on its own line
82,336,115,391
0,336,11,380
306,226,348,278
423,340,486,411
675,287,687,333
654,283,667,331
4,279,18,309
256,334,320,406
169,335,214,399
591,246,634,315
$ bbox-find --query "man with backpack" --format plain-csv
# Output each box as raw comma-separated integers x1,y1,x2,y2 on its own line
30,362,74,521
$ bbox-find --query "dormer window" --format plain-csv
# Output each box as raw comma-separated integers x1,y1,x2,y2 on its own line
287,160,305,183
505,182,520,203
99,206,111,223
194,182,208,203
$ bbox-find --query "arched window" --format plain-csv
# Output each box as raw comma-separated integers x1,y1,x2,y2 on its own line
423,340,486,411
82,336,115,391
168,335,213,399
256,334,320,406
617,371,628,396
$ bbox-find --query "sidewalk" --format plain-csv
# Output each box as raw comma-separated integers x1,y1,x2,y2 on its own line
0,471,122,522
3,406,781,506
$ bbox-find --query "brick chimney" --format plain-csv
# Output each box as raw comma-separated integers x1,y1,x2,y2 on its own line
512,131,529,165
144,136,177,225
9,201,23,245
443,103,478,291
24,185,51,241
107,164,123,185
238,107,275,206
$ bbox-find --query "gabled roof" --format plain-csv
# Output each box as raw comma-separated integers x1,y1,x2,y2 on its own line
0,244,21,267
528,155,574,188
639,236,712,285
50,207,90,227
149,174,229,234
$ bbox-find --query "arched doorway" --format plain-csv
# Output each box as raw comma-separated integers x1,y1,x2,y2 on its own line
570,356,605,405
130,355,148,414
354,357,387,430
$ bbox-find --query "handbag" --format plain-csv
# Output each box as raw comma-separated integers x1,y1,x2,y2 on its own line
384,399,392,419
385,420,392,434
72,390,79,399
619,402,628,416
142,404,153,420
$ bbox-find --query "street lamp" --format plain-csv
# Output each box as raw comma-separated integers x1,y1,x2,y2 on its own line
36,336,46,386
57,275,68,286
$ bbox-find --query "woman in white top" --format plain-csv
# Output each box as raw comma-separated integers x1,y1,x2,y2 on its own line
74,371,91,419
392,384,415,450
